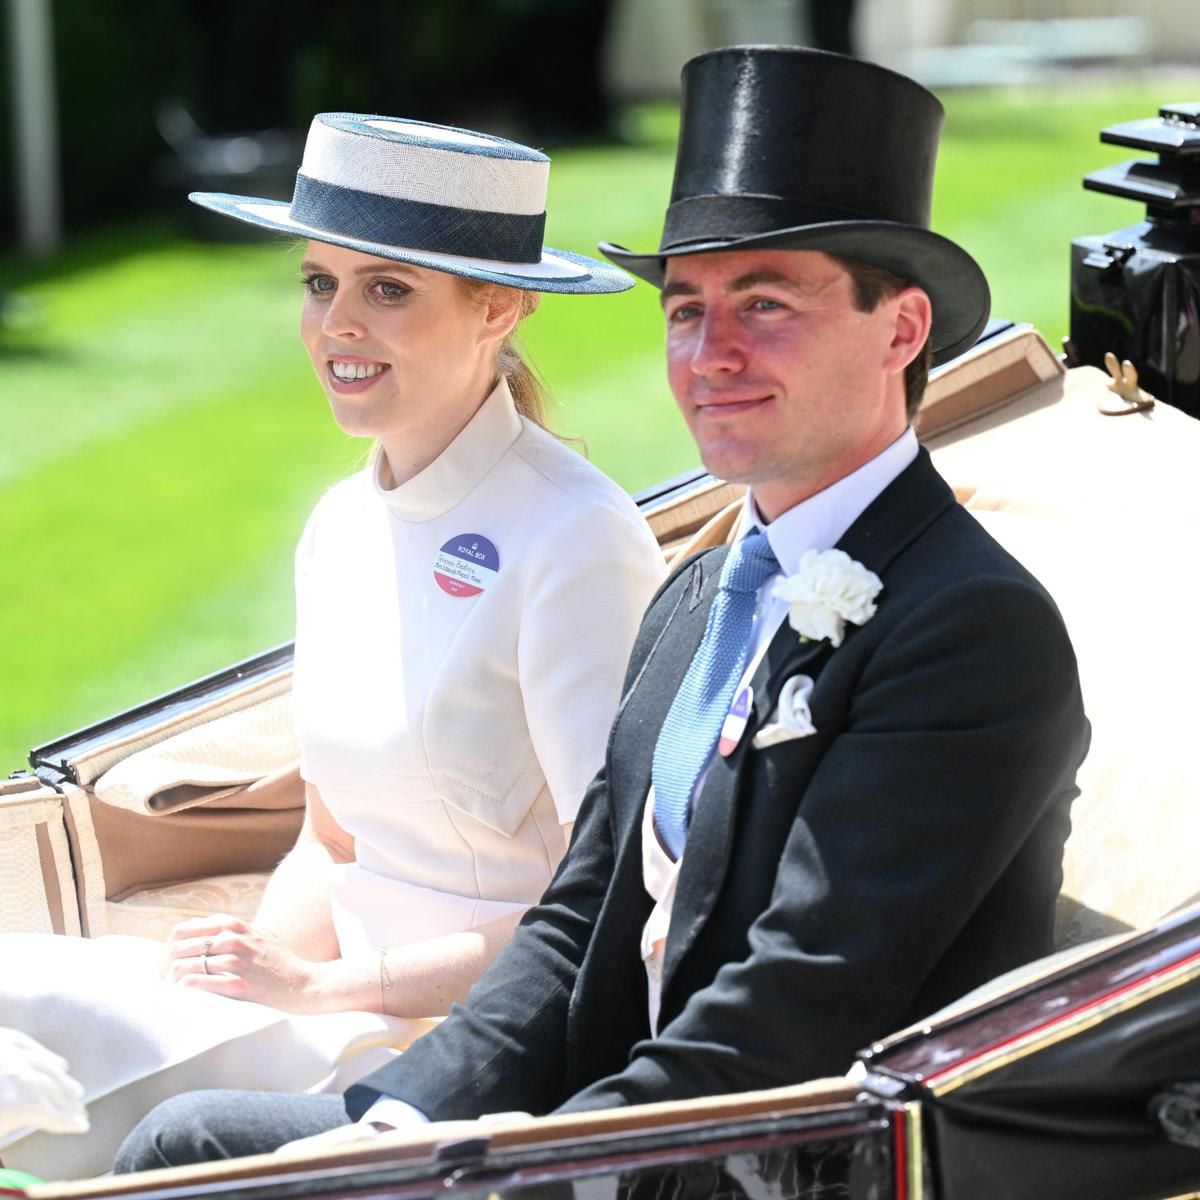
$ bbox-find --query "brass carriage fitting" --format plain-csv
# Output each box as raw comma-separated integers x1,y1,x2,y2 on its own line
1099,350,1157,416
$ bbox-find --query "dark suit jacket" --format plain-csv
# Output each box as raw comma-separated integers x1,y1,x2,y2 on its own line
346,450,1089,1120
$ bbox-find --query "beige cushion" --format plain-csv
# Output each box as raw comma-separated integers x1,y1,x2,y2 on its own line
66,671,292,789
926,359,1200,945
104,873,270,941
94,694,298,815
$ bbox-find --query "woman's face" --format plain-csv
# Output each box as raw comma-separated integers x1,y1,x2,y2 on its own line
299,242,507,458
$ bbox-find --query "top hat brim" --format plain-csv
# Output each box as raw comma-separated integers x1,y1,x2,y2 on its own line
190,193,634,296
600,222,990,365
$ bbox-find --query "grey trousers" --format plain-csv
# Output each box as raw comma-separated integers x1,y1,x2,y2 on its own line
113,1090,351,1173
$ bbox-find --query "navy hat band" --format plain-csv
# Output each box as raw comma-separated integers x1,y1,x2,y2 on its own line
290,174,547,265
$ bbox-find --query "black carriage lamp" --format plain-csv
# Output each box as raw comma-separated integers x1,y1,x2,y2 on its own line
1067,102,1200,419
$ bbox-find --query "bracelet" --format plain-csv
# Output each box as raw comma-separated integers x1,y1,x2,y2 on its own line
379,947,394,1014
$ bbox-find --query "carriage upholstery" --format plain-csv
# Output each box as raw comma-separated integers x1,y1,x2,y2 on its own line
2,326,1197,954
924,338,1200,941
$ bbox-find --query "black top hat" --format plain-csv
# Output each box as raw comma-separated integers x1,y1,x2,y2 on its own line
601,46,990,364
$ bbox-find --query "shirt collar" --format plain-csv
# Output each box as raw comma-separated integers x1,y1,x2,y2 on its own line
744,427,919,574
371,377,523,522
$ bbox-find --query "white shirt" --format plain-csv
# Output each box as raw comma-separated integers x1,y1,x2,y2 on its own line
641,428,920,1033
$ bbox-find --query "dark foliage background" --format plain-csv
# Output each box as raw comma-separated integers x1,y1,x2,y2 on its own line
0,0,614,247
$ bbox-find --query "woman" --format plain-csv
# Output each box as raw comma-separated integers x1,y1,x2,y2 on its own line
162,112,665,1016
1,113,664,1178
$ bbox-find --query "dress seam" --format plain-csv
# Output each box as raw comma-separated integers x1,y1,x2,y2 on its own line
529,792,555,867
438,799,483,900
437,758,537,806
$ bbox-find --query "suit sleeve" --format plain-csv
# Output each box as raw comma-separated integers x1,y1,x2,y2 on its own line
556,573,1088,1111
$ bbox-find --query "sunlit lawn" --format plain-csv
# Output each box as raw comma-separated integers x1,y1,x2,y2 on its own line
0,78,1190,768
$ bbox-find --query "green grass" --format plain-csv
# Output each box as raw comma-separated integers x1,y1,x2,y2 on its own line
0,79,1191,769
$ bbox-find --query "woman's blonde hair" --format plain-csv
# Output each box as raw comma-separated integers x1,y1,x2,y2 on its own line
458,281,550,430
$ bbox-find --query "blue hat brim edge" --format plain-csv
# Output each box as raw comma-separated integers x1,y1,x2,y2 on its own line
189,193,635,296
600,222,990,365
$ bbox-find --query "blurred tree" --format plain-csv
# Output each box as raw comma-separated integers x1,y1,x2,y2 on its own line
184,0,308,132
2,0,195,243
0,0,618,250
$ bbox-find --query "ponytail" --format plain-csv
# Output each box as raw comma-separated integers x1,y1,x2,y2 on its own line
459,280,552,431
497,290,550,429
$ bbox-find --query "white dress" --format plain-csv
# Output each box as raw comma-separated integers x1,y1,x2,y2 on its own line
293,378,666,952
0,380,666,1178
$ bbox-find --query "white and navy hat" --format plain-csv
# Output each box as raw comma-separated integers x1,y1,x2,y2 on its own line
190,114,633,295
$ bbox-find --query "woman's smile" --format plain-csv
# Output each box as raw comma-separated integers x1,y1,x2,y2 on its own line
326,356,391,392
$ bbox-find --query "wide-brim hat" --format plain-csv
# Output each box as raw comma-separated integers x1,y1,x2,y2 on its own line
600,47,990,363
190,114,632,295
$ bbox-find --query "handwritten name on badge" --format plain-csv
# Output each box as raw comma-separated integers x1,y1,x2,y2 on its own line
433,533,500,598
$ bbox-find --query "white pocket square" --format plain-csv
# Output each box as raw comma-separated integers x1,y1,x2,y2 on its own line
752,674,817,748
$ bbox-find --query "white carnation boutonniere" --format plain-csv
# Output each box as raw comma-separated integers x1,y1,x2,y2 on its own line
772,549,883,648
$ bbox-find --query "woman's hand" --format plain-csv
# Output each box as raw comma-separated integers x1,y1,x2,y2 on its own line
163,914,333,1014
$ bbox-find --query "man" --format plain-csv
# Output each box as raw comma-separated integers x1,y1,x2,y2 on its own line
117,46,1088,1168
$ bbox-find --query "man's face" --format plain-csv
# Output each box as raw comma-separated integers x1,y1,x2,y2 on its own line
662,249,923,520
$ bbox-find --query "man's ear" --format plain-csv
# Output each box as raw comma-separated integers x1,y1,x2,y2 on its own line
883,286,933,374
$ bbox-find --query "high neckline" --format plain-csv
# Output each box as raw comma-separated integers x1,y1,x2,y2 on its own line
370,377,524,522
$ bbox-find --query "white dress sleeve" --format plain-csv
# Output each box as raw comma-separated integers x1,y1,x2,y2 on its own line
516,503,665,825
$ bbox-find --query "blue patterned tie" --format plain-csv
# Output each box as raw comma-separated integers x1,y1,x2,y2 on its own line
651,531,780,859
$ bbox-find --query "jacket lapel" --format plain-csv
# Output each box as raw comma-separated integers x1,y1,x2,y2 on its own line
837,447,954,579
660,450,956,990
614,546,730,824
